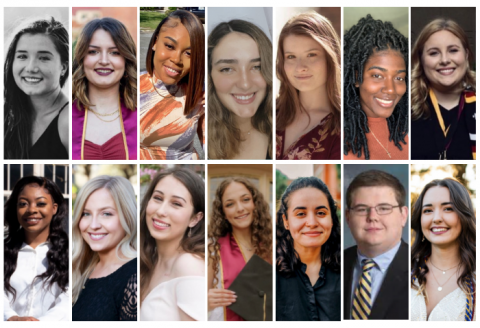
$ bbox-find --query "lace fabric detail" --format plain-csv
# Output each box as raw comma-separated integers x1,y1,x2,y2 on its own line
120,274,137,321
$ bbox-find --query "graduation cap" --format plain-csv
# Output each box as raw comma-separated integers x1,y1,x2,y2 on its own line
227,254,273,321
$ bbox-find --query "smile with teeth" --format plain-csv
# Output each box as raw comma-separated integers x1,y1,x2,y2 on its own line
25,218,40,222
235,213,249,220
164,65,181,76
95,69,113,73
233,94,254,100
375,98,394,105
23,77,42,83
437,68,455,75
89,233,107,240
431,227,449,232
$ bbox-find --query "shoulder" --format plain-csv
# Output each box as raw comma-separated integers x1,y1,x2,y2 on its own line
120,258,138,277
58,103,69,129
173,253,205,278
344,245,357,257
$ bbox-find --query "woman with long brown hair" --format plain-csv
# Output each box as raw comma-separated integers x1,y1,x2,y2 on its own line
140,167,205,321
276,12,341,160
140,10,205,160
208,177,272,320
411,178,476,320
72,17,137,160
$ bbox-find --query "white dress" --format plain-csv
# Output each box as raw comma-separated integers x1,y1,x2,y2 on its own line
411,283,476,321
140,276,205,321
3,243,69,321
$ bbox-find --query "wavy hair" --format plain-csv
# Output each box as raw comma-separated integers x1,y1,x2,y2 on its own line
412,18,476,120
72,17,137,111
343,14,409,159
208,177,272,286
72,175,137,304
4,176,68,302
145,10,204,116
140,167,205,303
208,20,273,159
276,177,340,277
4,17,68,159
411,178,476,300
276,12,341,133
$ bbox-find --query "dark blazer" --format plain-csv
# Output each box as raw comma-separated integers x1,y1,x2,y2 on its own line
343,240,409,320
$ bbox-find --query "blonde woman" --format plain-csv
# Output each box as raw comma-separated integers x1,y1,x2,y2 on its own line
72,176,137,321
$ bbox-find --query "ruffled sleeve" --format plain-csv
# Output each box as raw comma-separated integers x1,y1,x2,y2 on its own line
120,273,137,321
176,276,205,321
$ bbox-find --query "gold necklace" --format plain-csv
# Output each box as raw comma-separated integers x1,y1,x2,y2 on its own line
370,130,391,158
88,107,118,117
89,109,120,122
150,75,179,99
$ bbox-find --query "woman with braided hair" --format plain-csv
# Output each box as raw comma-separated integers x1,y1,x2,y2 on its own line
344,14,409,160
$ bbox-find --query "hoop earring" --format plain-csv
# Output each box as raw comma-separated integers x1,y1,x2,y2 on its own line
188,228,192,238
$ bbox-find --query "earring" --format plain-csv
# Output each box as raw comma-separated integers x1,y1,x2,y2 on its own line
188,227,192,237
422,235,425,242
152,46,155,51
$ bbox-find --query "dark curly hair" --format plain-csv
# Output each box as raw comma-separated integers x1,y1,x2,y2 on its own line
4,176,69,301
208,177,272,286
343,14,409,159
411,178,476,299
276,177,340,277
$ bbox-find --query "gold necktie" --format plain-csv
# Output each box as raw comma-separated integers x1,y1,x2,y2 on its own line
352,259,376,320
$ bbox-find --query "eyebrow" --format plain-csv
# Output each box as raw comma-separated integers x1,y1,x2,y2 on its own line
164,36,179,45
83,206,116,211
367,66,406,74
18,196,48,200
153,190,187,203
214,57,261,65
422,202,453,208
16,50,54,55
426,45,460,52
293,205,329,211
284,48,320,54
88,45,118,50
224,193,250,202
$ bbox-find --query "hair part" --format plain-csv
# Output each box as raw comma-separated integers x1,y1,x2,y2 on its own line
276,177,340,277
343,14,409,159
411,18,476,120
72,17,137,111
208,20,273,159
140,167,205,303
72,175,137,304
276,12,341,133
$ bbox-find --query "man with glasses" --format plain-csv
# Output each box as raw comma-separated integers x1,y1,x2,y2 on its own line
344,170,408,320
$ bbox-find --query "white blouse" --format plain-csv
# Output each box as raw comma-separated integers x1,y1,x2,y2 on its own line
3,242,70,321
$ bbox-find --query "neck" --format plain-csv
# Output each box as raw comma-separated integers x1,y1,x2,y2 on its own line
295,243,322,266
30,87,64,116
235,116,254,134
298,86,332,113
97,247,124,267
431,86,463,106
430,242,461,269
156,238,182,262
24,229,49,249
232,227,252,246
358,240,399,259
88,83,121,113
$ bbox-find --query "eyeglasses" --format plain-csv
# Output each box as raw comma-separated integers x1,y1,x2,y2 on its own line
349,204,401,216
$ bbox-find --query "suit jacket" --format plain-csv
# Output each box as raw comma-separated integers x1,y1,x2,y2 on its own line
343,240,409,320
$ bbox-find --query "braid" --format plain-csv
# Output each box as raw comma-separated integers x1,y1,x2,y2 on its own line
344,14,409,159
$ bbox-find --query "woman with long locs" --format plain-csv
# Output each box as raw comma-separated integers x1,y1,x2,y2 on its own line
140,168,205,321
4,17,69,159
343,14,409,160
411,178,476,321
4,176,69,321
72,176,137,321
276,12,341,160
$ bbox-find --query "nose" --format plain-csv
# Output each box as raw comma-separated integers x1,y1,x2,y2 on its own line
89,215,102,229
236,69,253,91
305,212,317,227
366,207,378,222
155,202,168,216
99,50,110,65
381,77,396,95
27,203,38,213
236,201,246,214
440,51,451,65
170,50,182,65
295,58,308,72
433,209,443,223
25,58,39,73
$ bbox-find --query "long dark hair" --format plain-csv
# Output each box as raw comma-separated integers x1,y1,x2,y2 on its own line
145,10,204,115
411,178,476,295
140,167,205,303
4,17,69,159
4,176,69,301
343,14,409,159
277,176,340,277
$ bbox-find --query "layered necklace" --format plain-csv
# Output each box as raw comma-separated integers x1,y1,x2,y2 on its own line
87,98,121,123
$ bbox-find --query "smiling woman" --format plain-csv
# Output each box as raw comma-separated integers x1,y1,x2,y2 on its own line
72,17,138,160
4,17,69,159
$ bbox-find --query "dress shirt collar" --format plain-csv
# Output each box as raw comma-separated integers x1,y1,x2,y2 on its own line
357,241,401,273
20,241,51,251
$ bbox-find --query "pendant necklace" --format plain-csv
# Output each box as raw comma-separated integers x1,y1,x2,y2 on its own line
370,130,391,158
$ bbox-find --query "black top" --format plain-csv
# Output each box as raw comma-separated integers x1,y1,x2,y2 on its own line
276,263,340,321
28,102,68,159
73,258,137,321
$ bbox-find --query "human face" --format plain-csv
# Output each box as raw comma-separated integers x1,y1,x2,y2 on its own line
17,183,58,238
211,32,267,120
284,188,333,252
421,186,461,248
13,34,65,97
146,175,200,242
152,20,191,85
283,35,328,93
346,186,407,258
222,182,255,231
79,188,125,255
358,49,407,118
421,30,468,93
83,29,125,91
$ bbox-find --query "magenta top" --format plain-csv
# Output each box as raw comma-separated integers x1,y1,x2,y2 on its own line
72,100,137,160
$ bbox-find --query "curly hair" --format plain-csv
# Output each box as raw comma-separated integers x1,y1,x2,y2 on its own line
276,12,341,133
4,176,68,302
4,17,69,159
276,177,340,277
411,178,476,300
208,177,272,286
411,18,476,120
140,167,205,303
208,20,273,159
72,17,137,111
343,14,409,159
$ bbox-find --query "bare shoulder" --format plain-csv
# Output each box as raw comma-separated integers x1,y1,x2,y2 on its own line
172,253,205,278
58,102,69,148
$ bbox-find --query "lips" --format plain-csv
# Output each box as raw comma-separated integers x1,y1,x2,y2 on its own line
295,75,312,80
89,233,108,241
231,93,256,105
234,213,250,220
24,217,42,226
365,227,383,232
431,227,449,235
94,68,114,76
374,97,395,108
303,231,322,237
22,76,43,84
437,68,455,76
164,65,181,77
152,218,171,230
